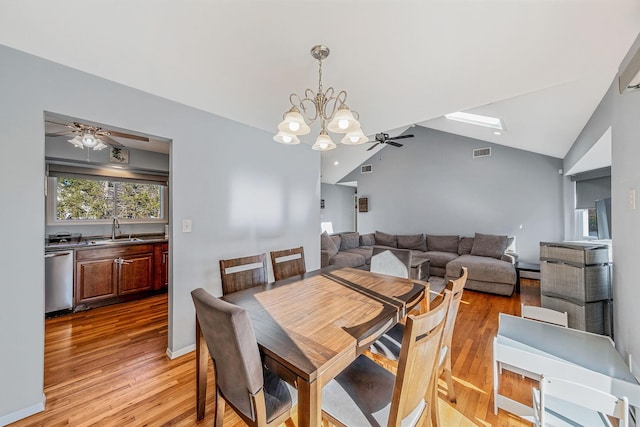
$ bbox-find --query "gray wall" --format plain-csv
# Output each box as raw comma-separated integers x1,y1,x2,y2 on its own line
566,33,640,364
342,126,564,262
320,183,356,233
0,44,320,424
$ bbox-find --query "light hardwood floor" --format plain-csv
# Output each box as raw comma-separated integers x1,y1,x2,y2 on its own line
11,279,541,426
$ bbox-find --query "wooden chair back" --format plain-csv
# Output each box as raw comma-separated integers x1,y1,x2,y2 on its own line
535,375,628,427
270,246,306,281
370,247,412,279
219,254,268,295
388,290,451,425
521,304,568,327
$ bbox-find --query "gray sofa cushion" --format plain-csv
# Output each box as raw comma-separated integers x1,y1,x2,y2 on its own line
329,251,366,268
397,234,427,252
422,251,459,269
471,233,508,259
375,231,397,248
331,235,341,251
321,231,339,259
340,232,360,251
426,235,459,253
359,233,375,246
446,254,516,285
458,237,474,255
345,247,374,264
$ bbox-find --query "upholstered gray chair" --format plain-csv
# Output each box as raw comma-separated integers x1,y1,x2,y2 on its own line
321,290,451,427
191,288,297,427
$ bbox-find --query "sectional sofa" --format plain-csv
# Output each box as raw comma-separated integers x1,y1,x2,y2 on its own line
321,230,518,296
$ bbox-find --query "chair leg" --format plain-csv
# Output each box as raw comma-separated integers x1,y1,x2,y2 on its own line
444,354,457,403
214,388,225,427
430,374,440,427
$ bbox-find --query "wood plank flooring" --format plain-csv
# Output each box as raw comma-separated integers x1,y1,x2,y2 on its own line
11,279,541,426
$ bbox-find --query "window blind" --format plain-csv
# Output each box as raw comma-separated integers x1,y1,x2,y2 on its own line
575,176,611,209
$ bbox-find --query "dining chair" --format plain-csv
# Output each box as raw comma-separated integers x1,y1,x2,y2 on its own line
533,375,629,427
219,253,268,295
321,290,452,427
270,246,306,281
191,288,297,427
521,304,568,327
370,246,429,315
367,267,467,426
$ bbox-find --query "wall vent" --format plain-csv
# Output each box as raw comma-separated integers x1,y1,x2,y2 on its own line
361,164,373,174
473,147,491,158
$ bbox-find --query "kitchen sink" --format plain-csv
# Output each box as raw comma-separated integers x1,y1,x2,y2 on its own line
87,237,145,246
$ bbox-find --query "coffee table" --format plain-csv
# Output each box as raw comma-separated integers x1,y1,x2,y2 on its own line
514,261,540,293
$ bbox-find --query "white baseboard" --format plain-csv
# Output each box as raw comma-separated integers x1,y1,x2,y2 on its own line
166,344,195,360
0,393,45,426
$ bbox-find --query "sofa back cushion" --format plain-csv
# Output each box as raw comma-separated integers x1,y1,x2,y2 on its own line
330,235,341,252
426,235,460,253
359,233,375,247
340,232,360,251
470,233,508,259
321,231,339,259
375,231,397,248
397,234,427,251
458,237,474,255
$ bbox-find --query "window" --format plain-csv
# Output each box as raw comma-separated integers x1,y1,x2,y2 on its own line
54,177,165,222
580,208,598,238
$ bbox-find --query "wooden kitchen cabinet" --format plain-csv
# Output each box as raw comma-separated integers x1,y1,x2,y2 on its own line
75,243,156,308
154,242,169,290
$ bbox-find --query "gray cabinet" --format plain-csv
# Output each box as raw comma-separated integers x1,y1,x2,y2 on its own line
540,241,612,335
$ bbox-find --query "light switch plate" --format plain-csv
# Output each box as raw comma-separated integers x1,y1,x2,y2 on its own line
182,219,192,233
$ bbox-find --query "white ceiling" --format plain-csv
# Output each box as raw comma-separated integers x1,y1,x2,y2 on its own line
2,1,639,183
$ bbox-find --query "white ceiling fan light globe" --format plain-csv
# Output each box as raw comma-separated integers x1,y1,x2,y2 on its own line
81,132,98,147
68,135,85,148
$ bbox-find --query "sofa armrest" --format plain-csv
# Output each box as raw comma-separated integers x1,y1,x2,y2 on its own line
501,251,518,264
321,249,331,268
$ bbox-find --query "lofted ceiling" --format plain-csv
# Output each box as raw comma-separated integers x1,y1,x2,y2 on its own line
1,1,639,183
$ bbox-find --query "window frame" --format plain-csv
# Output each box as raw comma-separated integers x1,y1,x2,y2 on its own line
46,176,168,226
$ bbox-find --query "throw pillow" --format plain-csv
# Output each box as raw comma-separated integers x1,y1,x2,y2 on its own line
426,235,460,253
359,233,376,247
471,233,508,259
321,231,339,259
375,231,397,248
397,234,427,251
340,232,360,250
458,237,474,255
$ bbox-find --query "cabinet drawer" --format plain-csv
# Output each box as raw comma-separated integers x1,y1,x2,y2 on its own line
540,262,610,302
76,244,155,261
541,294,607,335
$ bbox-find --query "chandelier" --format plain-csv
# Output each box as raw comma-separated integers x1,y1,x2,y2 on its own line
67,125,108,150
273,45,368,151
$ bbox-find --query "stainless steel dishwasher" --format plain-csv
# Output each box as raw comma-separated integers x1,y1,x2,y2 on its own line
45,250,74,314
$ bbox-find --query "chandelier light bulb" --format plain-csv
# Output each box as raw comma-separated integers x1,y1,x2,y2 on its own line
289,122,300,132
273,131,300,145
341,128,368,145
338,119,350,130
312,130,337,151
327,104,360,134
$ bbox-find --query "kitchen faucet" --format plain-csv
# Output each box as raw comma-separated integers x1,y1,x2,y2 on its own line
111,217,120,240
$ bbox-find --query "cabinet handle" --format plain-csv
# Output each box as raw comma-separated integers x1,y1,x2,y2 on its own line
120,259,132,265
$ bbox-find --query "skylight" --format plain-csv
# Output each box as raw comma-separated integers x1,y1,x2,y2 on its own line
445,112,504,130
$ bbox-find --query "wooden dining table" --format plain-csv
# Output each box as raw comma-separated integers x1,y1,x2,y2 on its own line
195,266,427,427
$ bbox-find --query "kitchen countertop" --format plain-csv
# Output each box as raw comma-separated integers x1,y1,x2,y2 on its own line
45,235,168,252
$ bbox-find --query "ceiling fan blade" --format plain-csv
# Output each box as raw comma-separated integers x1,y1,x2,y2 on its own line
390,134,414,140
100,135,125,148
109,130,149,142
388,141,403,148
367,143,380,151
45,131,74,137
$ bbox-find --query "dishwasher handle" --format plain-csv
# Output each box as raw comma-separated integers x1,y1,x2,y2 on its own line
45,252,71,258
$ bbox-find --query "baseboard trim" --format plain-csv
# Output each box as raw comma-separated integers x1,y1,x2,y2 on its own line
0,393,45,426
166,344,195,360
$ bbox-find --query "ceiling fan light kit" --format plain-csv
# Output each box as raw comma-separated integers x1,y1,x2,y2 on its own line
274,45,367,151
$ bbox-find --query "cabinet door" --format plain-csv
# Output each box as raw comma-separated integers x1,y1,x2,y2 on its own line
118,253,154,295
162,250,169,288
154,243,169,290
76,258,117,304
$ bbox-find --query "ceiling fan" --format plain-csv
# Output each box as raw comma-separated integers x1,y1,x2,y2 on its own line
366,132,414,151
45,120,149,150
